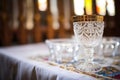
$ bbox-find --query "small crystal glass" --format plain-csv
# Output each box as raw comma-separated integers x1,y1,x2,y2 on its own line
94,37,120,65
45,39,79,64
73,15,104,72
94,37,120,66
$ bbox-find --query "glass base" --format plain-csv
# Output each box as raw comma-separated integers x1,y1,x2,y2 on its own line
74,62,101,72
93,58,107,64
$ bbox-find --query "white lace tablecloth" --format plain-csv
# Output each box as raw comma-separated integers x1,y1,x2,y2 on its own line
0,43,95,80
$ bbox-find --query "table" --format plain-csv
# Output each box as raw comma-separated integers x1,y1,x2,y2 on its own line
0,43,95,80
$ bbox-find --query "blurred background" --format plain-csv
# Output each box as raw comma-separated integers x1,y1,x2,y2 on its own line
0,0,120,46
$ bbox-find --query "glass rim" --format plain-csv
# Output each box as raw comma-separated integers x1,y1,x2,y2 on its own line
73,15,104,22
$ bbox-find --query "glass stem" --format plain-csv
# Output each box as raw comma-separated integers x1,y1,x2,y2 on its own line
84,47,94,63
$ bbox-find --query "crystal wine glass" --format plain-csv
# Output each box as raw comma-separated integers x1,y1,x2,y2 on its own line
73,15,104,72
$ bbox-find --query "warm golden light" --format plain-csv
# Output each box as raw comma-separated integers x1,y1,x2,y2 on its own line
26,0,34,30
106,0,115,16
73,0,84,15
96,0,106,15
50,0,59,30
38,0,47,11
85,0,93,15
63,0,70,30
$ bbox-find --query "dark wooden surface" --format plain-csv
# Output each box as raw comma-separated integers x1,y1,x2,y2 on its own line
0,0,120,46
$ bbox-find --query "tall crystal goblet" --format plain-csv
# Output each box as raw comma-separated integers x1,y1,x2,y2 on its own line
73,15,104,72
